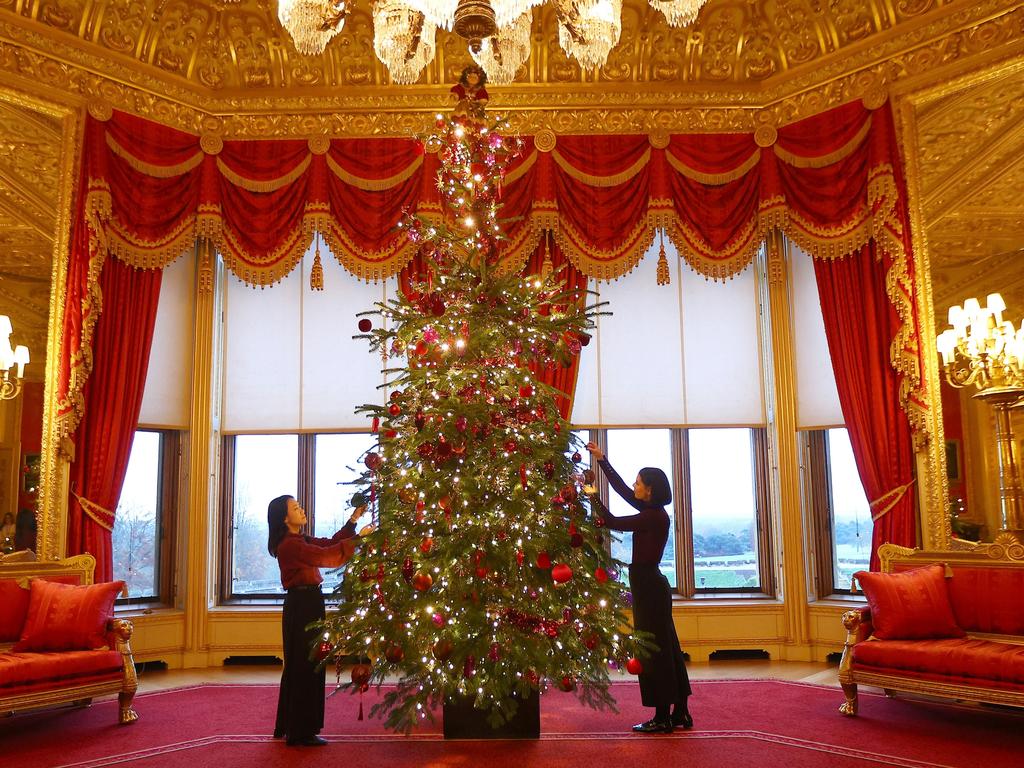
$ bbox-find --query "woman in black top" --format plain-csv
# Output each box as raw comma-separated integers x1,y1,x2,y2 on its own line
586,441,692,734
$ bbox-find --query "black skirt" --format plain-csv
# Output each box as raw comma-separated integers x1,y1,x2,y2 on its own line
275,587,327,739
629,564,692,707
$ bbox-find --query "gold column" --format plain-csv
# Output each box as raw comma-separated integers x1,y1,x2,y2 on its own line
182,239,221,667
975,391,1024,531
761,232,811,658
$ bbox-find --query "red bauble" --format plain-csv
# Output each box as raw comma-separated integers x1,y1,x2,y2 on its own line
504,439,517,453
559,676,576,692
385,644,405,663
488,642,502,661
572,452,582,463
438,494,453,511
351,663,372,687
390,390,403,402
417,442,435,458
475,566,489,578
316,640,332,661
570,533,584,548
551,563,573,584
432,639,453,661
415,340,429,356
626,658,643,676
516,550,525,567
519,385,534,399
536,552,552,569
578,332,592,347
358,318,373,332
594,567,609,583
455,415,468,432
388,403,401,416
412,572,433,592
364,452,382,471
543,461,555,479
432,612,445,627
583,632,599,651
420,537,433,554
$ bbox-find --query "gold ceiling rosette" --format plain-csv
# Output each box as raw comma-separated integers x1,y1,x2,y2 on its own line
276,0,707,81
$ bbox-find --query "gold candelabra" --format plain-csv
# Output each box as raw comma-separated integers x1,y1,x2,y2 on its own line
937,293,1024,531
0,315,29,401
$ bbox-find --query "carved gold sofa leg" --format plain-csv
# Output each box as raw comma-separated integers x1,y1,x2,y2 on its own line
839,682,858,715
110,618,139,725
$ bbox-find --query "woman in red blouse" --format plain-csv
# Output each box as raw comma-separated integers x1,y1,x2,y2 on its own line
268,495,360,746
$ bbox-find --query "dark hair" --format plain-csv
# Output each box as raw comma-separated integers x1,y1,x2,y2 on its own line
459,64,487,88
267,495,292,558
638,467,672,507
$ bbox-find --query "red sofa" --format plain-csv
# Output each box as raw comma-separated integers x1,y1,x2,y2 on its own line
0,553,139,724
838,537,1024,715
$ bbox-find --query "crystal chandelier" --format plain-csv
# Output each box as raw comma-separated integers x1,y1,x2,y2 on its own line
937,293,1024,531
277,0,349,56
0,315,29,401
277,0,708,82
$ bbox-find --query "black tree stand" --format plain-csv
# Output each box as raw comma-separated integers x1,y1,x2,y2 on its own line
442,690,541,740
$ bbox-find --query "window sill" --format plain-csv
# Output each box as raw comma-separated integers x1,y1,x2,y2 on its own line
809,594,868,608
672,593,781,607
114,603,182,618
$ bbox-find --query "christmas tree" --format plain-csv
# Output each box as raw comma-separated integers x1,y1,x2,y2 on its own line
318,112,646,733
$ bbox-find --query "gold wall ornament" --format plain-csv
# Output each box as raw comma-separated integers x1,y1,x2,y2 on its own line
862,85,889,110
534,127,556,152
754,124,777,147
199,133,223,155
308,135,330,155
86,98,113,122
648,127,670,149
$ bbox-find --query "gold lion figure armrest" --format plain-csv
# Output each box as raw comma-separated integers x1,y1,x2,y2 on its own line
106,618,139,724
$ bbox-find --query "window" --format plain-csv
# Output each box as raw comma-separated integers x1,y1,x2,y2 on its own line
805,427,871,596
594,427,772,597
113,430,180,604
221,432,373,600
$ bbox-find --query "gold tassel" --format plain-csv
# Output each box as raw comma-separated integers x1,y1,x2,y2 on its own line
310,233,325,291
656,230,670,286
540,231,553,279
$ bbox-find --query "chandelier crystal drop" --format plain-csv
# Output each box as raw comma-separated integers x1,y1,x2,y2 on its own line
278,0,348,56
470,10,531,83
374,0,438,84
648,0,707,28
279,0,705,81
556,0,622,71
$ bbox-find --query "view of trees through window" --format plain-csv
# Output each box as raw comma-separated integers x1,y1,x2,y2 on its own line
689,428,760,590
827,428,871,587
113,431,162,599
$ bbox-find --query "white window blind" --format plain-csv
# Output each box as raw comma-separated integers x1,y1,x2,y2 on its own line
571,238,764,426
223,242,389,431
790,243,843,428
139,250,195,428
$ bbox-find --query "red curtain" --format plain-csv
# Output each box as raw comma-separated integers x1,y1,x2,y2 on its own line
66,258,162,582
814,243,916,571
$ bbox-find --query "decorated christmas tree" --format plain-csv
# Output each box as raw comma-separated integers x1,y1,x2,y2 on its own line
318,111,646,733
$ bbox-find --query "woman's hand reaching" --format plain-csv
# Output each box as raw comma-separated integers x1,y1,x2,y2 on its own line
586,442,605,461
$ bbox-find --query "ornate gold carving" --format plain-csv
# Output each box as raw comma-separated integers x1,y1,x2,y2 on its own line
754,124,777,147
308,135,330,155
863,86,889,110
86,99,112,122
200,133,223,155
534,128,556,153
648,128,670,149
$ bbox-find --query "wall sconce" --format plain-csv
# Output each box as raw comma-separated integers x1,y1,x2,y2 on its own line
0,314,30,401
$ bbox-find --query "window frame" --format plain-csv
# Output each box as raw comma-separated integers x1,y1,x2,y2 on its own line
591,426,774,598
115,428,181,607
218,431,371,604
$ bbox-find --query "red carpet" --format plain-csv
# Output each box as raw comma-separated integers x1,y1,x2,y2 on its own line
1,679,1021,767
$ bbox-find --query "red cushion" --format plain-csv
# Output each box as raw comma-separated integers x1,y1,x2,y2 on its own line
13,580,125,652
854,564,965,640
852,637,1024,685
0,649,123,687
0,580,31,642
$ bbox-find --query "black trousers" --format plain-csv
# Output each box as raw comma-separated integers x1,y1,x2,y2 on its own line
629,564,692,708
275,587,327,739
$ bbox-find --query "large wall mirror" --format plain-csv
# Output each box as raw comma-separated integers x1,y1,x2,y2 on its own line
914,64,1024,543
0,89,69,555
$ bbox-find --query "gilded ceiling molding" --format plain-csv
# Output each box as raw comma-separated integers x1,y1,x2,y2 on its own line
0,3,1019,137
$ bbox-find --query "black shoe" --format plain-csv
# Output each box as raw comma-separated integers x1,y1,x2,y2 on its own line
286,735,328,746
272,729,286,739
632,718,673,734
671,710,693,729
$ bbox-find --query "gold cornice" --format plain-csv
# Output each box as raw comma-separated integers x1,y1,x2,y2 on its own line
0,2,1017,136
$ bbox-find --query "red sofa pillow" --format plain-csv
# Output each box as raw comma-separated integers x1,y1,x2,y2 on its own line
854,564,966,640
14,579,125,652
0,579,31,642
